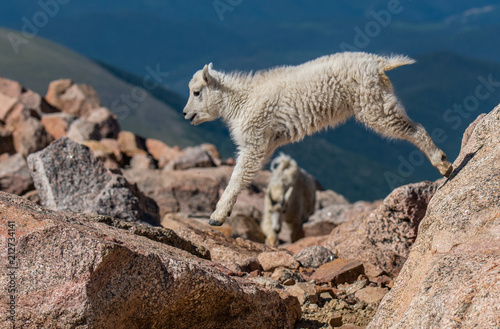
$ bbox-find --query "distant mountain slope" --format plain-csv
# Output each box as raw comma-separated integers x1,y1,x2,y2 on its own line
0,27,197,147
1,2,499,97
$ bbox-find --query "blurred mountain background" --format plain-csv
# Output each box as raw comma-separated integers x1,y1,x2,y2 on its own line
1,0,499,201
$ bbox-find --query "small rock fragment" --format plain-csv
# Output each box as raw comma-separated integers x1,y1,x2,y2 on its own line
258,251,299,271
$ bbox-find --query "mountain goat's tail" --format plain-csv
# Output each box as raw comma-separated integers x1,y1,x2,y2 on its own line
382,55,416,71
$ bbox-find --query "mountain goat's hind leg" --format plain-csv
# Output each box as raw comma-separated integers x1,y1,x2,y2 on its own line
209,147,266,226
357,98,453,178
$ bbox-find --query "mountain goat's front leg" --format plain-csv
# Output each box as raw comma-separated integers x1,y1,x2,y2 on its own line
209,147,266,226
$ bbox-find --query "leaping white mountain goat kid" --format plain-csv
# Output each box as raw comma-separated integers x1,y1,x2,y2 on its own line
183,51,453,226
261,154,317,246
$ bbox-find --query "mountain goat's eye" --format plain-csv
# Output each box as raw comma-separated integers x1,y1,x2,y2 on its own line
193,90,200,97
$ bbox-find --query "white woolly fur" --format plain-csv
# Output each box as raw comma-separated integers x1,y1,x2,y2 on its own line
183,51,452,226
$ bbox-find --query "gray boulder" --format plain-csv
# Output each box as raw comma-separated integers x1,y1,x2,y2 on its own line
27,137,159,225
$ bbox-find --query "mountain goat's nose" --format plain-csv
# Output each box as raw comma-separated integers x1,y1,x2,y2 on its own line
183,111,187,116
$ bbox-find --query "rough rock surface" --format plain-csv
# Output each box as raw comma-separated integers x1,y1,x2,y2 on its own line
0,192,300,329
66,118,101,142
162,213,275,272
123,167,222,217
84,107,120,139
117,130,148,158
27,137,159,225
305,201,378,237
328,181,439,275
0,153,34,195
293,246,336,268
41,112,77,139
12,116,53,157
164,144,220,170
314,189,349,209
258,251,300,272
45,79,101,117
368,106,500,329
310,259,365,285
124,166,269,243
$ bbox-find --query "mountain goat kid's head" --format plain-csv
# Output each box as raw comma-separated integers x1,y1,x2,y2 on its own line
267,182,294,234
183,63,224,126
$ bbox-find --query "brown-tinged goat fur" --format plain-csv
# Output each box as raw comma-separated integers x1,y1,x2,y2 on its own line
261,154,316,246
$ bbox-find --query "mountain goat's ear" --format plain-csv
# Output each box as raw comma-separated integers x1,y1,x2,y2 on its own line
203,63,215,85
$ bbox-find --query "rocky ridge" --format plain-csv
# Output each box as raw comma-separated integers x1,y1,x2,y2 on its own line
0,75,498,328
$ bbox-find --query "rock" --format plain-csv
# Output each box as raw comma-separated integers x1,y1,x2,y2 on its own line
81,140,122,169
145,138,184,168
201,143,222,166
124,167,221,217
285,282,319,305
117,130,147,158
338,324,363,329
0,125,15,155
0,92,18,122
0,153,34,195
305,201,379,237
315,189,349,210
129,153,156,170
362,262,384,278
294,246,336,268
41,112,77,139
310,259,365,285
99,138,123,164
368,106,500,329
45,80,101,117
22,189,40,204
270,267,305,284
0,75,23,98
19,89,58,116
66,118,101,142
27,137,159,225
162,213,275,272
84,107,120,139
45,78,72,105
329,315,343,327
0,192,300,329
125,164,269,242
327,181,439,276
258,251,300,272
354,287,388,304
12,116,53,157
146,138,184,169
283,235,330,255
247,276,281,290
316,285,339,298
165,144,220,170
343,280,367,295
146,138,171,160
226,210,266,243
225,187,266,243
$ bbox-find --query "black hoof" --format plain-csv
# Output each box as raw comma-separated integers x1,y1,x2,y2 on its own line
209,219,224,226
